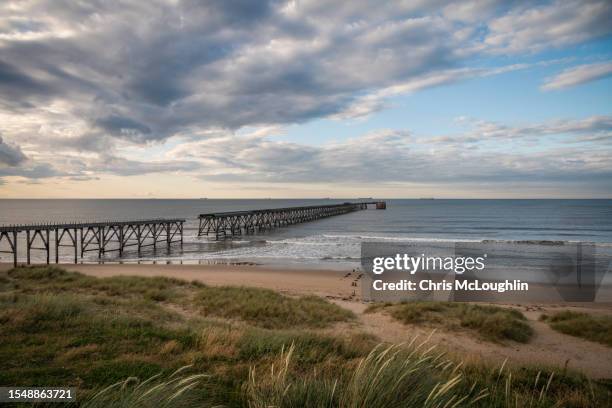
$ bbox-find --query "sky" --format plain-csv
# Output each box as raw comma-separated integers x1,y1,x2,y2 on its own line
0,0,611,199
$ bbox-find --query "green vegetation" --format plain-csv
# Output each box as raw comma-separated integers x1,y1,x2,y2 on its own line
0,266,356,406
365,301,533,343
244,342,610,408
0,266,609,407
195,286,354,329
541,310,612,347
82,367,210,408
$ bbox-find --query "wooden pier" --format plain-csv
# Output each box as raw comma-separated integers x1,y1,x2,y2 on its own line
198,201,384,239
0,219,184,267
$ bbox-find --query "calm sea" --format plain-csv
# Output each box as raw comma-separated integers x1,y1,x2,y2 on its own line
1,199,611,267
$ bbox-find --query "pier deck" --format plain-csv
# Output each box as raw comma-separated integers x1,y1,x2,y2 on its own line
0,219,184,267
198,201,384,239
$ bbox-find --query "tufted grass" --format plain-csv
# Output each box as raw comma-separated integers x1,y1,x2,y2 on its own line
541,310,612,347
365,301,533,343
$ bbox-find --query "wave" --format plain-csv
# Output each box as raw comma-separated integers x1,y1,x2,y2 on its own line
321,234,479,242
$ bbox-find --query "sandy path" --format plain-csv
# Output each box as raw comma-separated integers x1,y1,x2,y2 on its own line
3,263,611,378
334,300,612,379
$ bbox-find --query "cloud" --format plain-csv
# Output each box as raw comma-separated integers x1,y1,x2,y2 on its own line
0,163,62,179
163,116,612,186
94,115,152,142
332,63,533,119
2,115,611,192
435,115,612,143
0,152,201,186
542,62,612,90
88,155,201,177
0,0,610,195
0,0,608,150
484,0,612,54
0,136,27,166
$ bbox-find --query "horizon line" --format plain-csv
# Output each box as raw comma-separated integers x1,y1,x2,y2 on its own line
1,197,611,200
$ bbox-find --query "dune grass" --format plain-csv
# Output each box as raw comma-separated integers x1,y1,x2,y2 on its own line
0,266,360,406
243,340,612,408
195,286,354,329
82,366,211,408
365,301,533,343
1,266,610,407
540,311,612,347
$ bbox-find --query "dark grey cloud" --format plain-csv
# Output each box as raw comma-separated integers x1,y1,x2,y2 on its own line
95,115,152,142
0,152,200,184
0,163,61,179
0,59,53,101
0,136,27,166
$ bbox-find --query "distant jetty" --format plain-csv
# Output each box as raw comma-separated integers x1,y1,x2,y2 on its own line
198,201,385,239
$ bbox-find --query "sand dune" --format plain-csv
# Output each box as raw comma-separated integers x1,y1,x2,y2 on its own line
2,262,611,378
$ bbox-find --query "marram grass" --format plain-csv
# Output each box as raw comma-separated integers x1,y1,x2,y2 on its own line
366,301,533,343
241,339,567,408
540,310,612,347
83,365,212,408
76,340,597,408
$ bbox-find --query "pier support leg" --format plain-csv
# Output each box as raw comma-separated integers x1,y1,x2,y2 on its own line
2,231,19,267
166,223,171,251
137,225,142,256
13,231,18,267
98,227,104,259
26,230,31,265
45,229,50,264
55,229,59,264
74,229,78,264
80,228,84,258
119,226,124,257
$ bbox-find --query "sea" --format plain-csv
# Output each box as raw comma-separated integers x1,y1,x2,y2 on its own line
1,199,611,269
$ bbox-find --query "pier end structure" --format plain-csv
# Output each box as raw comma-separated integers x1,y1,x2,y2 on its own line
198,201,385,239
0,219,184,267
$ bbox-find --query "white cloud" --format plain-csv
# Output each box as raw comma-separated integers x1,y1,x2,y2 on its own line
160,116,612,186
484,0,612,54
332,63,533,119
542,61,612,90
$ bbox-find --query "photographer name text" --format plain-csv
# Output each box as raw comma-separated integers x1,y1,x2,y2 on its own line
372,279,529,293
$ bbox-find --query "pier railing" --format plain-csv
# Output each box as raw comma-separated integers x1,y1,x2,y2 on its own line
0,219,184,267
198,201,384,239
